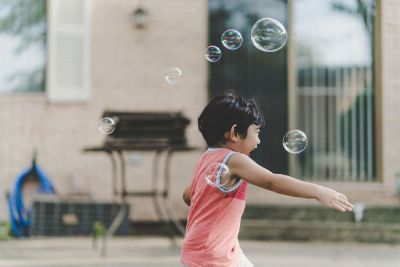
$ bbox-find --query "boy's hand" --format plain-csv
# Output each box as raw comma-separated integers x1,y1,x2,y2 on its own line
316,186,354,212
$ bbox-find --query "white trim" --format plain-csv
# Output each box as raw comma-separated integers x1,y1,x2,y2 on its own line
217,151,243,193
207,147,224,152
46,0,91,103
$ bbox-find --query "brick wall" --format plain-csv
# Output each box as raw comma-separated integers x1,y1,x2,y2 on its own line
0,0,208,221
1,0,400,223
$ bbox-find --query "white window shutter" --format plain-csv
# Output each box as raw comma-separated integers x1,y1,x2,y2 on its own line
47,0,91,102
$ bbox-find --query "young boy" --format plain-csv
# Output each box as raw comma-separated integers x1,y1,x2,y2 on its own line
181,93,354,267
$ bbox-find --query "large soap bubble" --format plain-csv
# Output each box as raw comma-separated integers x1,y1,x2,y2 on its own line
164,66,183,85
251,18,287,52
205,45,222,62
221,29,243,50
282,130,308,154
204,163,231,188
98,117,116,135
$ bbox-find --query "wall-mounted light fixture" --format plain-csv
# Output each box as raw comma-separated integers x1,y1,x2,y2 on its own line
131,6,148,29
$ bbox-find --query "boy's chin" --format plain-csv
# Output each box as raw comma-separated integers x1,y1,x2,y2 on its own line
248,148,257,156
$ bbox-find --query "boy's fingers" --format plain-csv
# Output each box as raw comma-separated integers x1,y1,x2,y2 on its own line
340,201,353,211
338,198,354,210
347,202,354,210
336,193,354,210
332,203,345,212
339,193,348,202
333,200,353,212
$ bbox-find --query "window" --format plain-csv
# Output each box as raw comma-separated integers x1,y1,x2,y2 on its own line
290,0,377,181
47,0,91,102
0,0,90,101
0,0,47,93
208,0,289,173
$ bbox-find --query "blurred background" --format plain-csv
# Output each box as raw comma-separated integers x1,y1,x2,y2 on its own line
0,0,400,266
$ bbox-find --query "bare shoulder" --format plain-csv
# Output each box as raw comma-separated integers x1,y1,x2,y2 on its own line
228,152,258,173
227,152,273,187
229,152,255,166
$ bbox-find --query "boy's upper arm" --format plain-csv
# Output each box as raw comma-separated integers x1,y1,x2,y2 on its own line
228,153,275,190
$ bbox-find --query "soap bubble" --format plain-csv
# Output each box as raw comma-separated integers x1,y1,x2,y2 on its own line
205,45,222,62
164,66,183,85
204,163,231,188
221,29,243,50
282,130,308,154
251,18,287,52
98,117,116,135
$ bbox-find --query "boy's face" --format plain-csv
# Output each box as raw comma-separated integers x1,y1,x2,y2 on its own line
238,124,261,155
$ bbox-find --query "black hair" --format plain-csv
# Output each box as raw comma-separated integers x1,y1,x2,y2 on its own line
198,93,265,147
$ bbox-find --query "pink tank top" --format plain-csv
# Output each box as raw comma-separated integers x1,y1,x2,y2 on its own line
181,148,248,267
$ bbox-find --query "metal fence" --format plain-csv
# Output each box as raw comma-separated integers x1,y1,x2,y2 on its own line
294,66,376,181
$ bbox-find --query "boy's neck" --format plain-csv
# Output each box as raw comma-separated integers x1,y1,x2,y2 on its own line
213,142,237,152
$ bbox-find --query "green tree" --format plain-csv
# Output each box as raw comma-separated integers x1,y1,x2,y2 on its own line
0,0,46,92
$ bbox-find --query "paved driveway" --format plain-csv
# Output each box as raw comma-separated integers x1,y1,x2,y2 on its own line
0,237,399,267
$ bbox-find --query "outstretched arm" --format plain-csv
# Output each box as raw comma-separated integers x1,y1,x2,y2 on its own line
229,153,354,212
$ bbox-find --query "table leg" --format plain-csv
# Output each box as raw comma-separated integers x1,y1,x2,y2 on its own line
152,151,180,247
162,150,186,236
152,150,165,220
108,151,119,201
101,203,128,257
100,150,127,257
116,151,127,200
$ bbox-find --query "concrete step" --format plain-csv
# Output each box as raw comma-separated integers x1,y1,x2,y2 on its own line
243,204,400,223
239,219,400,243
239,204,400,243
129,204,400,243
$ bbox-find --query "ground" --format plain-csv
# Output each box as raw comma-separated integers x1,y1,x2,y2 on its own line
0,237,399,267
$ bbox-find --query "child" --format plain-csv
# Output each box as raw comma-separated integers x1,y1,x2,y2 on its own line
180,93,354,267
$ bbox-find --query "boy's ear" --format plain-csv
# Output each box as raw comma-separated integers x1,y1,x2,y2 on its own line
224,124,240,142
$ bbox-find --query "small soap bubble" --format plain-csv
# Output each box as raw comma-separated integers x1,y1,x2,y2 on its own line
204,163,231,188
221,29,243,50
282,130,308,154
205,45,222,62
164,66,183,85
98,117,116,135
251,18,287,52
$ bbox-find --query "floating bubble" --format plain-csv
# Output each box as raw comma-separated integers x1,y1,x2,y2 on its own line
205,45,222,62
204,163,231,188
282,130,308,154
221,29,243,50
251,18,287,52
98,117,116,135
164,66,183,85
